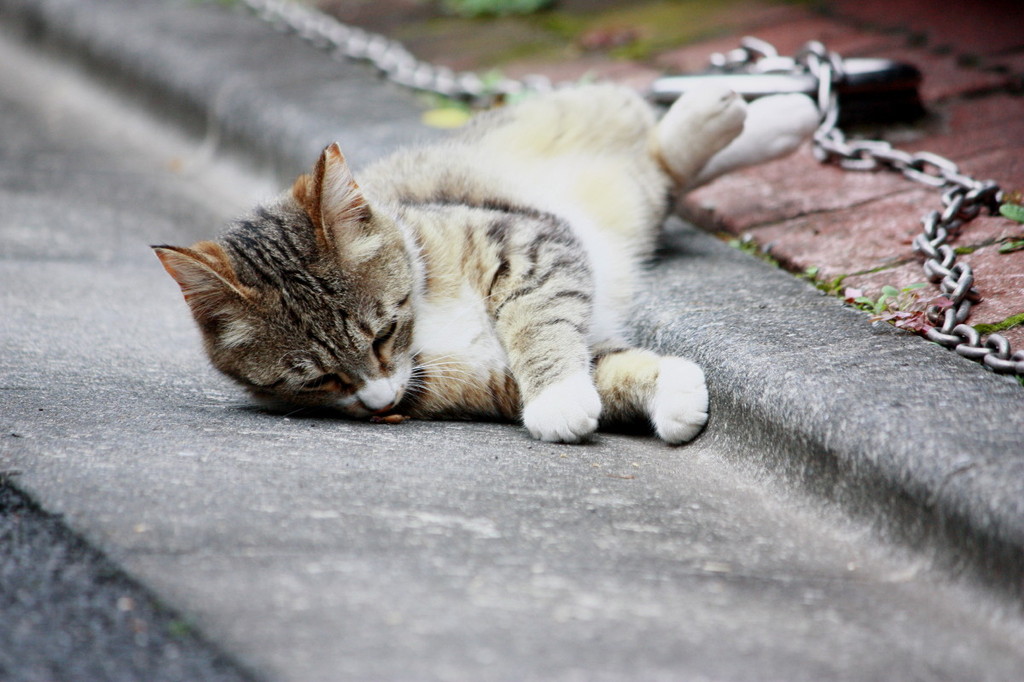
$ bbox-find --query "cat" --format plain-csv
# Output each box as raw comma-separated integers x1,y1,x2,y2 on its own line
154,84,818,443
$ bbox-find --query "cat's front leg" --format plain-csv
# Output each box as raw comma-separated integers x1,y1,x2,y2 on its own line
521,371,601,443
489,223,601,443
496,295,601,442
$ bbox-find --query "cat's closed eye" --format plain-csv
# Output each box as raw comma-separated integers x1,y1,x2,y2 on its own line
374,320,397,346
372,320,399,362
301,373,352,393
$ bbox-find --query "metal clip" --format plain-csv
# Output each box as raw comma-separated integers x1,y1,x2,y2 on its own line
649,51,923,124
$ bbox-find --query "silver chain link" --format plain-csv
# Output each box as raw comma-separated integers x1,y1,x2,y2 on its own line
236,3,1023,377
237,0,552,105
711,38,1022,377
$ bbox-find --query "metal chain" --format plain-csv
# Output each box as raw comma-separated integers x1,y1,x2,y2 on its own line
711,38,1023,376
236,0,552,105
235,3,1023,376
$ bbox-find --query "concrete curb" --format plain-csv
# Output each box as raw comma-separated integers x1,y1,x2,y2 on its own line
4,0,1024,594
638,223,1024,593
2,0,433,179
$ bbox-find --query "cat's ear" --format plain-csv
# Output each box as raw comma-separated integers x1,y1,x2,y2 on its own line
152,241,253,324
294,142,377,263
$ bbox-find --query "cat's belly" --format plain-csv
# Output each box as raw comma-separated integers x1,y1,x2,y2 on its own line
504,169,644,344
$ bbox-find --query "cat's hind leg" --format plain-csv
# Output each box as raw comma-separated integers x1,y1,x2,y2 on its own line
686,93,819,190
592,347,708,444
474,83,657,160
653,87,747,189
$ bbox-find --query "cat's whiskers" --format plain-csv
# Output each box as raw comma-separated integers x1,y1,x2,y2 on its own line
414,348,517,387
410,357,484,391
403,380,429,399
413,358,476,379
409,351,461,369
415,371,478,391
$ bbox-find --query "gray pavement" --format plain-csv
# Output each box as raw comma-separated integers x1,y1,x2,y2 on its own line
3,0,1024,680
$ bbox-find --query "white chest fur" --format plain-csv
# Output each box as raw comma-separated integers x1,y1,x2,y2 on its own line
412,284,509,377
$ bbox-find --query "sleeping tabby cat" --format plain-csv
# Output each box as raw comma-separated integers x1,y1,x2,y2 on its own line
154,84,817,443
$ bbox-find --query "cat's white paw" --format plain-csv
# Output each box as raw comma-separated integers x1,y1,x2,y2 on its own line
522,371,601,443
651,357,708,444
682,87,748,144
690,93,818,188
657,87,747,184
661,87,747,145
744,93,820,156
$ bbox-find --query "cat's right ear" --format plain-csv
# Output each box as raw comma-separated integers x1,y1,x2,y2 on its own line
293,142,375,262
152,242,253,324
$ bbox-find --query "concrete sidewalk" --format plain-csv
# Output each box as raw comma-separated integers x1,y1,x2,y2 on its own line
2,0,1024,680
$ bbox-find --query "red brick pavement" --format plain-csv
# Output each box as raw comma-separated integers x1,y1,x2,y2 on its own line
676,2,1024,349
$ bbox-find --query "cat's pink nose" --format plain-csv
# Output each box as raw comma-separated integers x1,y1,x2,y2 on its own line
367,401,397,415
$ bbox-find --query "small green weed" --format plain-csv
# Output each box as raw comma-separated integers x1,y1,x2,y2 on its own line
800,265,847,296
998,237,1024,254
800,265,819,280
843,283,942,333
727,235,779,268
443,0,553,17
167,619,193,638
847,283,928,316
1000,189,1024,226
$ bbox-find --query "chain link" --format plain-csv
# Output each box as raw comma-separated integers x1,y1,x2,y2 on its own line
235,1,1023,377
237,0,551,105
707,38,1021,376
792,42,1021,376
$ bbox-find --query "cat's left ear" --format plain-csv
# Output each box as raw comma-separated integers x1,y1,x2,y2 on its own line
152,241,254,325
293,142,374,260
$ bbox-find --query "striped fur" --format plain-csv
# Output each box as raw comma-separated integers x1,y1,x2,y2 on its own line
154,85,817,442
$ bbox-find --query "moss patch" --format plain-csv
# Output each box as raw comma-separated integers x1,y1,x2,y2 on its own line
973,312,1024,336
389,0,809,70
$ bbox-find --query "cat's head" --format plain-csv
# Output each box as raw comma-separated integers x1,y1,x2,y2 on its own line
154,143,417,416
